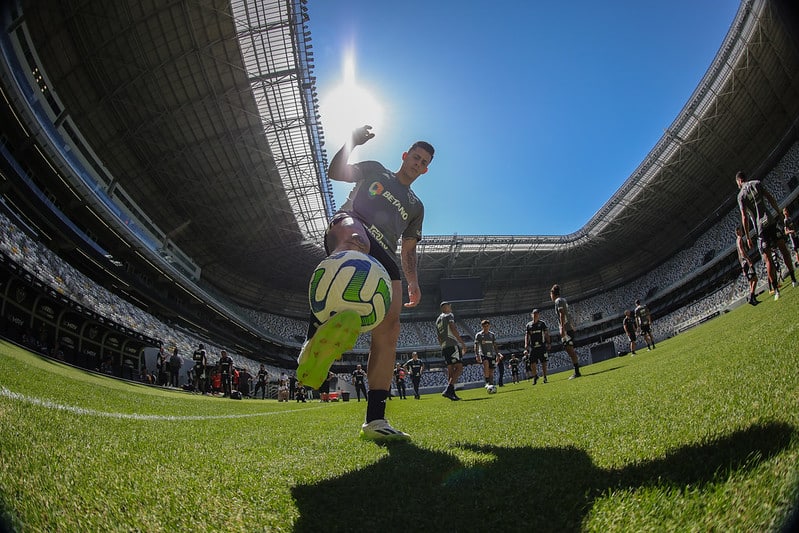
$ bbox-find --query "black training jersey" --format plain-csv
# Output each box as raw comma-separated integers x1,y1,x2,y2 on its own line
738,180,775,233
339,160,424,255
352,368,366,385
634,305,650,326
475,330,499,358
436,312,457,347
525,320,549,349
192,349,206,366
404,358,424,377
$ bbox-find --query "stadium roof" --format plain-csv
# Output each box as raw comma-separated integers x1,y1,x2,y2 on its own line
10,0,799,320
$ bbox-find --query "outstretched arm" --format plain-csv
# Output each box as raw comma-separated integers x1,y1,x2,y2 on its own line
328,125,374,182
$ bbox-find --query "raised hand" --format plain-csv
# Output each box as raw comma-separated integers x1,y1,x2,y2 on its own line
351,125,375,146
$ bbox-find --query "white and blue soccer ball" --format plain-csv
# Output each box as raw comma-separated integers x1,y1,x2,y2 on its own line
486,384,497,394
309,250,392,333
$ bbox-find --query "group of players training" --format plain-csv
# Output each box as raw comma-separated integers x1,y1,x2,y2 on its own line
295,126,798,443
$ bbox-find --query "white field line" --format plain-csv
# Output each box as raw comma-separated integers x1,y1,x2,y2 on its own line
0,385,325,421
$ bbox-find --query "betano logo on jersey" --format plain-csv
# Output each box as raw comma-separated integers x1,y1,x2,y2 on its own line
368,182,384,197
367,181,409,221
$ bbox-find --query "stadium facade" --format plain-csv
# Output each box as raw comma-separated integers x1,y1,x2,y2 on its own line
1,0,798,367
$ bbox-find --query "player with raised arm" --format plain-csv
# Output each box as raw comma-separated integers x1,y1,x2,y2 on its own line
296,125,434,441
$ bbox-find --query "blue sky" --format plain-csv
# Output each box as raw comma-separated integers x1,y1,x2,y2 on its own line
307,1,740,237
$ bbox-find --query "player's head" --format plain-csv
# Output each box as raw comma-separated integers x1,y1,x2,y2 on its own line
531,308,540,319
481,319,490,330
625,309,631,317
440,301,451,312
400,142,435,179
410,141,435,161
412,351,418,359
735,171,747,187
635,299,641,306
550,284,561,299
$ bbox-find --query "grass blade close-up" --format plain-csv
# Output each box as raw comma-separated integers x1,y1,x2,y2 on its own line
1,289,798,532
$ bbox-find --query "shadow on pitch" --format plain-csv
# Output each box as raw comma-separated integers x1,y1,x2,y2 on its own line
583,365,623,376
291,421,795,532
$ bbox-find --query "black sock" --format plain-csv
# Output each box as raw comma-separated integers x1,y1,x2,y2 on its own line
365,389,388,423
305,314,321,340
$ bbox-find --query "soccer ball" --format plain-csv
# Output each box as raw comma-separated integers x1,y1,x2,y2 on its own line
487,384,497,394
309,250,393,333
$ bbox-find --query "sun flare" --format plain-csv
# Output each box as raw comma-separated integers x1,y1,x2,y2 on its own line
319,53,384,150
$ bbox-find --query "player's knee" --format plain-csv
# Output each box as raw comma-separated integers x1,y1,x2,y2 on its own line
326,215,369,254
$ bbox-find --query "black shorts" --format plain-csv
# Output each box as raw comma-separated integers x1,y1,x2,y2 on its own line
442,345,463,366
626,330,637,342
528,348,548,363
481,356,496,369
757,223,785,254
640,324,651,335
324,212,401,280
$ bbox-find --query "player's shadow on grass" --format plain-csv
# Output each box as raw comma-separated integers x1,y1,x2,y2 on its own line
460,396,491,402
585,365,623,376
291,421,795,532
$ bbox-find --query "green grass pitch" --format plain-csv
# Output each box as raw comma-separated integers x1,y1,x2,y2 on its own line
1,288,798,531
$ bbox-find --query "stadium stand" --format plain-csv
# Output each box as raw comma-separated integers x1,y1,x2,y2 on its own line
0,0,797,396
